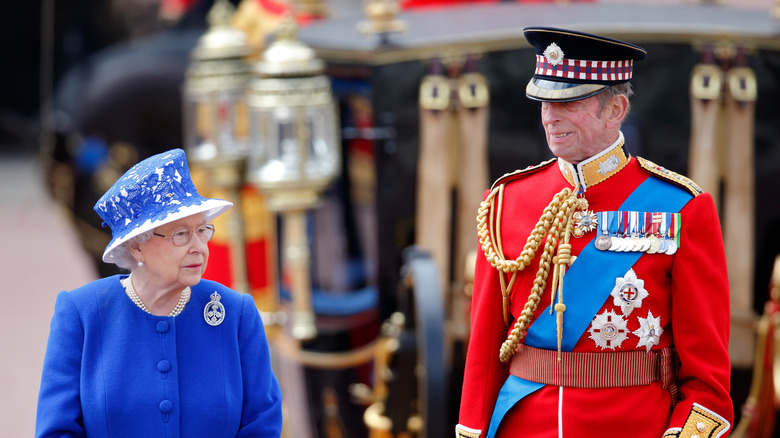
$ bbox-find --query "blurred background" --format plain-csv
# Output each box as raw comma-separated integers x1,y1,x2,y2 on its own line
3,0,780,437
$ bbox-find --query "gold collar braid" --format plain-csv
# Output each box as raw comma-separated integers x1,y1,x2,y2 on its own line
477,181,586,363
558,135,628,191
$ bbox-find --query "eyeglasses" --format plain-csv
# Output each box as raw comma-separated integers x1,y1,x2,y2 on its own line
153,224,215,247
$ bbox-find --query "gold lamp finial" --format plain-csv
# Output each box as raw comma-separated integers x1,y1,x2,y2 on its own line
358,0,407,38
276,12,298,43
207,0,234,28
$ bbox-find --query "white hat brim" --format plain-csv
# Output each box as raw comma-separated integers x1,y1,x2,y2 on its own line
101,199,233,263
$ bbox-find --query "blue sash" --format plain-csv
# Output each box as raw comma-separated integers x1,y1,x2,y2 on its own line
487,177,692,438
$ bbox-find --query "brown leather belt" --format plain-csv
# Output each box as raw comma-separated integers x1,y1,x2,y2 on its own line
509,344,678,403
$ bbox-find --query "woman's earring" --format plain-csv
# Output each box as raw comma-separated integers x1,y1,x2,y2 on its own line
137,259,144,267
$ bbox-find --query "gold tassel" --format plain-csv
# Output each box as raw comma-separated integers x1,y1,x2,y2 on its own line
554,244,571,362
549,258,559,315
554,195,577,362
555,302,566,362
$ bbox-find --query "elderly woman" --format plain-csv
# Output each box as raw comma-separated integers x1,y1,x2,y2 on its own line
36,149,283,437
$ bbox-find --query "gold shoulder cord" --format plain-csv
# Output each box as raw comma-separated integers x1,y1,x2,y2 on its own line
477,181,583,363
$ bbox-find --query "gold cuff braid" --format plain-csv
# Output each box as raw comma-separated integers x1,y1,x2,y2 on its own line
455,424,481,438
663,403,731,438
662,429,681,438
679,403,730,438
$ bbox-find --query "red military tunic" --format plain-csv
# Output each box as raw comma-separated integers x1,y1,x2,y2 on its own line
457,137,732,438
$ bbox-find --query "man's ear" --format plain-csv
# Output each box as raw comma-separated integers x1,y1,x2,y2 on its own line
605,94,629,129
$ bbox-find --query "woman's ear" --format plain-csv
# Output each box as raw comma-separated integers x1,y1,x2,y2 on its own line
128,240,143,264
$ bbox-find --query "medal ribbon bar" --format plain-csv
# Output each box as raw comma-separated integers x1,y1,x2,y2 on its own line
594,210,681,253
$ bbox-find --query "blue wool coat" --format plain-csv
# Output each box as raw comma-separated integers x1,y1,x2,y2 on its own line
36,275,283,437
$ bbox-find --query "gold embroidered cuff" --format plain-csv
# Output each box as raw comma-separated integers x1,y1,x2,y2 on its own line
455,424,481,438
678,403,731,438
662,428,681,438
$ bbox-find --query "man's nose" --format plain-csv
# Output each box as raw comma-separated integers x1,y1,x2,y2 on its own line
541,103,560,124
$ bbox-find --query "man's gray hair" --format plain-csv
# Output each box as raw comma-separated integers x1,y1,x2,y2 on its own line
596,82,634,121
111,231,154,270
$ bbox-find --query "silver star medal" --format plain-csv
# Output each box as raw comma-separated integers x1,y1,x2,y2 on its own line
633,311,663,352
588,310,628,350
572,210,598,238
204,291,225,326
610,268,648,316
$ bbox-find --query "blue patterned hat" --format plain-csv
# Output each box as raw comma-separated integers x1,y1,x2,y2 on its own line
94,148,233,263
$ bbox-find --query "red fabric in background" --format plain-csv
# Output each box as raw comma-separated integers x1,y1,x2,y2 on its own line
245,236,271,293
161,0,320,24
205,240,232,286
201,184,274,300
204,232,272,294
162,0,596,21
401,0,594,10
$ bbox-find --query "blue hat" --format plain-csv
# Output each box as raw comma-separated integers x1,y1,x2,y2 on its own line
523,27,647,102
94,148,233,263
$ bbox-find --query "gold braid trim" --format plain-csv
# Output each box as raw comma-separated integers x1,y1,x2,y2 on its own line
637,157,702,196
477,183,581,363
662,428,681,438
678,403,731,438
490,158,557,190
455,424,482,438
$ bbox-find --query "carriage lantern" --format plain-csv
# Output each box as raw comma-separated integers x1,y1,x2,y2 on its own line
182,0,252,292
183,0,252,175
247,14,341,340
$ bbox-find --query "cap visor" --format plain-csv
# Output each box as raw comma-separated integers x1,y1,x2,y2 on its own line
526,78,607,102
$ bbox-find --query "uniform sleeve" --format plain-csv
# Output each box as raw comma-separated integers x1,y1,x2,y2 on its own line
456,191,510,438
36,291,86,438
663,192,733,438
236,293,283,437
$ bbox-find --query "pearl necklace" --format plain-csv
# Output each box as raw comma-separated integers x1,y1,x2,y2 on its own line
122,275,191,317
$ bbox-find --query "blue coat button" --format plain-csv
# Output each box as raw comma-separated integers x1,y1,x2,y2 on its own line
157,360,171,373
159,400,173,413
156,321,169,333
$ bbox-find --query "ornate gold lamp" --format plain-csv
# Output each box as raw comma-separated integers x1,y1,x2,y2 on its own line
182,0,252,293
183,0,252,168
247,14,341,341
358,0,407,40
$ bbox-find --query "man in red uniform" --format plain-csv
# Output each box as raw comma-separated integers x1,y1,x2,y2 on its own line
456,27,732,438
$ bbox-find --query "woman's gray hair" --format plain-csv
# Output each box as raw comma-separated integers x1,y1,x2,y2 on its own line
111,231,154,270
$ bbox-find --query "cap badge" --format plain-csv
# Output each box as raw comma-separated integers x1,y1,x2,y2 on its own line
543,42,564,66
588,310,628,350
633,311,663,352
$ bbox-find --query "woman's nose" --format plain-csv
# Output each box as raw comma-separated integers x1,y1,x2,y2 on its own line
189,233,209,253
